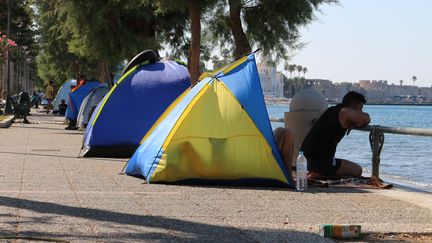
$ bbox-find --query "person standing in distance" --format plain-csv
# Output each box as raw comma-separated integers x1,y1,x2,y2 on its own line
45,80,55,114
301,91,371,179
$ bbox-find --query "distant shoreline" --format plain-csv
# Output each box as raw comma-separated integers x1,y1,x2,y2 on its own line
268,102,432,106
366,103,432,106
327,102,432,106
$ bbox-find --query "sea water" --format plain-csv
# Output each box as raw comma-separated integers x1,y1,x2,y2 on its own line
267,104,432,192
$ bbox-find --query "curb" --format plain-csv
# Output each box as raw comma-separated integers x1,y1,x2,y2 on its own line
0,115,14,128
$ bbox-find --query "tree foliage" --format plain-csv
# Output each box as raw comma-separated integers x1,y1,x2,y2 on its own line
207,0,338,60
33,1,96,86
58,1,159,64
0,0,37,94
32,0,338,88
152,0,218,83
34,0,185,86
0,0,35,50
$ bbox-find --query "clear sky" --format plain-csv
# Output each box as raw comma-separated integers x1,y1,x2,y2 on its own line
287,0,432,87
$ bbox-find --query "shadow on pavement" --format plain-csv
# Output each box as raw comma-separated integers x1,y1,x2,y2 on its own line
0,150,125,162
54,132,85,135
161,183,369,194
11,125,70,131
0,195,330,242
0,151,79,159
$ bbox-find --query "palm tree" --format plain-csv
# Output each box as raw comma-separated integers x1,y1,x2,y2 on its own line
302,67,308,77
412,76,417,86
299,77,307,90
296,65,303,77
399,80,403,86
284,61,289,77
288,64,296,78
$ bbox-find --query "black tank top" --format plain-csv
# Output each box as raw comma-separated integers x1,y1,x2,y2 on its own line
301,104,347,160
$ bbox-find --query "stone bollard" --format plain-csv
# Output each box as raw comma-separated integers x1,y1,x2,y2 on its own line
284,88,328,167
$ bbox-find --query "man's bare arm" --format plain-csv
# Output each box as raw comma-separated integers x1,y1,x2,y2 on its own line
339,107,371,129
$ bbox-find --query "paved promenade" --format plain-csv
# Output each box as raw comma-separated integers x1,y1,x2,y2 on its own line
0,111,431,242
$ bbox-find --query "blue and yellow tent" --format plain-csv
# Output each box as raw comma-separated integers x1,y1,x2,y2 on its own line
125,54,294,186
65,80,100,122
81,60,191,158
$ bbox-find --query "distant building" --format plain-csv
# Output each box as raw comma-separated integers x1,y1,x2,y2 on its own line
275,72,284,97
257,55,284,97
305,79,339,98
306,79,332,86
358,80,388,90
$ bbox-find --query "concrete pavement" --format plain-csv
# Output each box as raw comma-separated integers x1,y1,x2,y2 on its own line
0,111,431,242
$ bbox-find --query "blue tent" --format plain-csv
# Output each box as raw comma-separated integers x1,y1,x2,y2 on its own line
125,54,294,187
77,84,110,128
53,79,76,114
65,81,100,122
81,60,191,157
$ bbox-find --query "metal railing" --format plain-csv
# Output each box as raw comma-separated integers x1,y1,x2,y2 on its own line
270,117,432,178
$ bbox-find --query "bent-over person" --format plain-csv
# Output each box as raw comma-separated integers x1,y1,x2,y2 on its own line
301,91,370,180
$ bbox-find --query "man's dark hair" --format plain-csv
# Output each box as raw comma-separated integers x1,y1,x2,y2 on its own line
342,91,366,106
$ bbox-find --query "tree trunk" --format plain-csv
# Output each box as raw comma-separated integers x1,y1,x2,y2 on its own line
74,61,81,82
98,60,112,87
188,0,201,84
228,0,251,60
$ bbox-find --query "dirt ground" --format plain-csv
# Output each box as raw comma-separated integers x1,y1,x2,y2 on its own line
354,232,432,242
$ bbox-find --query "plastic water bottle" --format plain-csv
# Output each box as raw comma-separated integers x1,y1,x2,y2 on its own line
296,150,308,191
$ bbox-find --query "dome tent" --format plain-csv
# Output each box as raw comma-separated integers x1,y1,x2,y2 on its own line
81,50,191,158
77,84,110,128
124,54,294,187
65,80,100,123
53,79,76,114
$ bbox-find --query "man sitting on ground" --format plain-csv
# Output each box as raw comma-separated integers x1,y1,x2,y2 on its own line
58,99,67,116
274,127,295,180
301,91,371,180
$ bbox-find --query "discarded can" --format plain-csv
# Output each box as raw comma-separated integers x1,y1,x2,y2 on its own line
319,224,361,239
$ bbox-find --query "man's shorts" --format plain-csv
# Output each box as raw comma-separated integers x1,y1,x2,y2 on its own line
308,157,342,176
